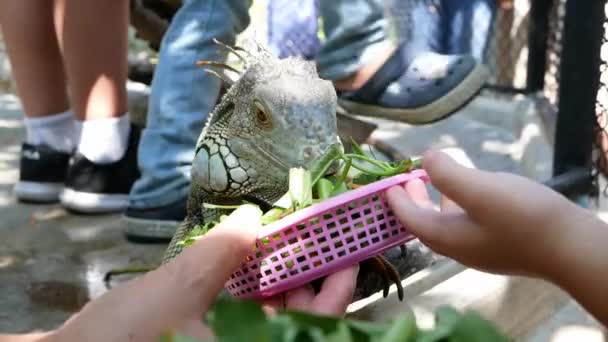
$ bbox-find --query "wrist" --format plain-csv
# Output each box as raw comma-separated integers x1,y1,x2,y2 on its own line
526,200,589,283
544,205,608,287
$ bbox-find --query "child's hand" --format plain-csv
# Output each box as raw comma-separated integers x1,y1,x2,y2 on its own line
386,150,586,279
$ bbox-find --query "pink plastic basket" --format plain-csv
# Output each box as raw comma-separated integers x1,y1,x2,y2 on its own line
224,169,430,299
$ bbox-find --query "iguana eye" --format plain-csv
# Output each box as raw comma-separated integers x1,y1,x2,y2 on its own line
254,101,272,129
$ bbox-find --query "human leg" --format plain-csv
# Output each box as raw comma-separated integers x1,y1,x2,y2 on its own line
53,0,139,213
123,0,252,241
0,1,76,202
317,0,489,125
440,0,497,63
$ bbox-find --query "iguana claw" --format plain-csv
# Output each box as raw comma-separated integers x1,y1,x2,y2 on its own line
360,255,405,301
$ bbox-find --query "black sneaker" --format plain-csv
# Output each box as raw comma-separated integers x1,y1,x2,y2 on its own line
59,124,141,214
122,198,186,242
14,143,71,203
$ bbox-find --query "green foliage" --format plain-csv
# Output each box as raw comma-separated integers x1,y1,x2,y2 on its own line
176,222,214,248
160,296,511,342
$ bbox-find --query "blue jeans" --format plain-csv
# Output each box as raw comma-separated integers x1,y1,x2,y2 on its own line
417,0,497,63
129,0,391,208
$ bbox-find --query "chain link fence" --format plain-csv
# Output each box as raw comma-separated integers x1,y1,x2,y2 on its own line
541,0,566,107
593,2,608,192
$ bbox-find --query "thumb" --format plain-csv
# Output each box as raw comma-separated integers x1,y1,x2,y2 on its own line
386,179,484,255
175,205,261,308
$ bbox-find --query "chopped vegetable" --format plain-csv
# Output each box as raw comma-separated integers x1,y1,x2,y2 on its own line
315,178,334,200
288,167,313,211
261,208,286,225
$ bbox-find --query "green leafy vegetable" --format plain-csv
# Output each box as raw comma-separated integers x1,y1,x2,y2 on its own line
207,297,270,342
309,143,344,188
315,178,334,200
159,296,511,342
379,316,417,342
176,221,213,247
288,167,313,211
261,207,286,225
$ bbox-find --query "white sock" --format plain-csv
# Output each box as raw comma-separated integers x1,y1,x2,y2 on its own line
24,110,78,153
77,113,131,164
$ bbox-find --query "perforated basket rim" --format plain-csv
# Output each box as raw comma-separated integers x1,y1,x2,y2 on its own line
256,169,429,237
225,169,430,299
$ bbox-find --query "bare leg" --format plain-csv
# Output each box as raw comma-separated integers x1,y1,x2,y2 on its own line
56,0,129,121
53,0,138,213
0,1,69,117
333,46,396,91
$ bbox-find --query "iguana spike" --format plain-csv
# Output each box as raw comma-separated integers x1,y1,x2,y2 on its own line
202,68,235,87
212,38,248,64
195,60,241,74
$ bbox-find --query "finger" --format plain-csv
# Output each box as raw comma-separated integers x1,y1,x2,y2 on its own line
386,185,445,241
284,285,315,312
403,178,434,209
310,265,359,316
168,205,261,310
422,150,497,215
386,186,481,253
260,296,283,316
440,194,462,214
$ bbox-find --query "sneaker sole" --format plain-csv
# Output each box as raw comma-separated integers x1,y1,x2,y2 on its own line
123,215,179,241
59,188,129,214
337,64,490,125
14,181,63,203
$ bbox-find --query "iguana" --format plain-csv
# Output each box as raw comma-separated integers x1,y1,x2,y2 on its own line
117,39,410,300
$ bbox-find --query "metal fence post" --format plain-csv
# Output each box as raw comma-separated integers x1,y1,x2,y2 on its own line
550,0,605,198
526,0,553,93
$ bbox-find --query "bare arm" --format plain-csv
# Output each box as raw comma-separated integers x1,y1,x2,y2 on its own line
387,150,608,326
547,208,608,324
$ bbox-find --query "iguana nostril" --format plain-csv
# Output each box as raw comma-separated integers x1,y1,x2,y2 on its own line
303,146,314,160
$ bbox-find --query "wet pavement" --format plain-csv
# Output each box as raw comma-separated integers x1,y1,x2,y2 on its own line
0,94,165,333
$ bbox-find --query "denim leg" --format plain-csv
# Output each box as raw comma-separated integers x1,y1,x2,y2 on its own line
440,0,497,63
129,0,251,209
315,0,394,80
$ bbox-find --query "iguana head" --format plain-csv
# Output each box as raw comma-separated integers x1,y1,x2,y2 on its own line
191,41,340,209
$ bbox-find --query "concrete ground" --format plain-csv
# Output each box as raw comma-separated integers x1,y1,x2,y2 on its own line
0,87,605,340
0,94,166,333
